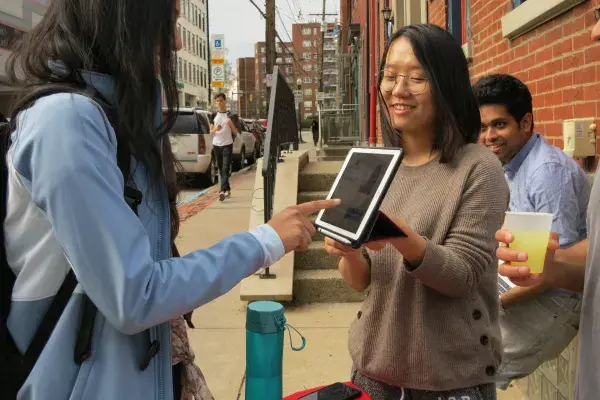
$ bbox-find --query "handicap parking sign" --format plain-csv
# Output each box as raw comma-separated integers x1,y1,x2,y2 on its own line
214,39,222,48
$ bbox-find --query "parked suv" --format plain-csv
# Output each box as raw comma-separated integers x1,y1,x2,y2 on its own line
166,108,218,186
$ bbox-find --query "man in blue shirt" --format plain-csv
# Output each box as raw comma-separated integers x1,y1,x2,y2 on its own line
473,74,591,389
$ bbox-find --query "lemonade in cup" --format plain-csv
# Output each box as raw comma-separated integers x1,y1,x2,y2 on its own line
504,212,554,274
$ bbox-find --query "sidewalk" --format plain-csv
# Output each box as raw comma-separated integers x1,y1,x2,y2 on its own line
175,132,525,399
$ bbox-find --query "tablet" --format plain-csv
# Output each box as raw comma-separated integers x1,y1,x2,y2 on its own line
314,147,404,249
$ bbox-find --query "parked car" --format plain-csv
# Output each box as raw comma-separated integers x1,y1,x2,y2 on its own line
229,115,258,170
242,118,265,158
166,108,218,186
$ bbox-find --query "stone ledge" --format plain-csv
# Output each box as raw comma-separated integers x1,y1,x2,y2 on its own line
240,150,310,302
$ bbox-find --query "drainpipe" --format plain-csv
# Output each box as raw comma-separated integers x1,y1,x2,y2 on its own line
369,0,377,146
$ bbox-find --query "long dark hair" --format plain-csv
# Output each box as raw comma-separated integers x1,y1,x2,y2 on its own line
6,0,181,239
378,24,480,163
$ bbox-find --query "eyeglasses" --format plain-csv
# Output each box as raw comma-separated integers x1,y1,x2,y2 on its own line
595,7,600,22
379,71,429,94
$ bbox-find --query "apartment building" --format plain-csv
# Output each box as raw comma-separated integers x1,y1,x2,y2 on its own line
292,22,340,120
237,57,256,118
176,0,210,108
0,0,48,113
254,41,295,118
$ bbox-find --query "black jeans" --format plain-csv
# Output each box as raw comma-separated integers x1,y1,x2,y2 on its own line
312,129,319,145
213,144,233,192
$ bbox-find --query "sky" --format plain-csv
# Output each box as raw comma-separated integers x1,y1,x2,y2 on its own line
208,0,341,66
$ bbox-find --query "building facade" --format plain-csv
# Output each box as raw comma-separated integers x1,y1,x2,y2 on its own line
0,0,49,114
254,41,294,118
425,0,600,397
236,57,256,118
291,22,341,121
176,0,210,108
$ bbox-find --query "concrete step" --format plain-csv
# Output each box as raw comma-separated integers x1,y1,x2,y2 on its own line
293,269,366,303
295,242,339,270
298,191,329,204
317,155,347,162
317,147,353,157
298,161,343,192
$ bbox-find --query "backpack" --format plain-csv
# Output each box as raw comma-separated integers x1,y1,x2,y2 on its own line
0,87,144,398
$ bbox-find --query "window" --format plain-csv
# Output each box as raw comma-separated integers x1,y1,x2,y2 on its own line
286,57,292,63
447,0,462,43
191,36,195,55
302,40,311,48
261,47,265,53
304,101,313,108
186,0,190,18
303,64,312,71
303,77,312,84
276,46,282,53
286,67,293,74
178,57,182,80
184,60,188,81
501,0,582,39
303,53,311,59
313,28,317,35
181,0,185,17
261,57,266,63
302,28,311,35
182,28,187,49
304,89,313,96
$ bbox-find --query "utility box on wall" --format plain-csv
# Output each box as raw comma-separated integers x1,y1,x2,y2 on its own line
563,118,596,157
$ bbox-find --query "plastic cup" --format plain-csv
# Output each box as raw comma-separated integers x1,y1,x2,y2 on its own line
504,212,554,274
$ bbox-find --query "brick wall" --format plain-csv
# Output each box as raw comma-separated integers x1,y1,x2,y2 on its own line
467,0,600,161
428,0,447,30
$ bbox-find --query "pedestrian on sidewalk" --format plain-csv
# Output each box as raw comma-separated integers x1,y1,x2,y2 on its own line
496,13,600,400
324,24,508,400
210,93,237,202
0,1,341,399
474,73,589,390
311,119,319,146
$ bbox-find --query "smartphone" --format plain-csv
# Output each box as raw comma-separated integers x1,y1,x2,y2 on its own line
297,382,362,400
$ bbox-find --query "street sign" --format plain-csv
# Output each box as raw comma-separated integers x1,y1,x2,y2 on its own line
211,34,224,50
212,81,224,88
212,49,225,60
294,90,303,103
211,58,224,65
212,65,225,81
316,92,325,101
266,74,273,88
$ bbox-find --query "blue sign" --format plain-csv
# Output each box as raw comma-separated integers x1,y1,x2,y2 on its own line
214,39,222,48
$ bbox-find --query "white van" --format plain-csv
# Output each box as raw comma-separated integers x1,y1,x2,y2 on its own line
166,108,258,185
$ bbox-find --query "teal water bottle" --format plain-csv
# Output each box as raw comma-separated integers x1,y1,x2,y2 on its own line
245,301,305,400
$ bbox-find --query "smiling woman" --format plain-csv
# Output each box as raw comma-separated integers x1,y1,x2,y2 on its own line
327,24,510,400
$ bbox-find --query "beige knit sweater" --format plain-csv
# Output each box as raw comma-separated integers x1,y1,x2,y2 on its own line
348,143,509,391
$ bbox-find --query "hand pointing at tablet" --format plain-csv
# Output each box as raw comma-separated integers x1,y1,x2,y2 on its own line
268,199,341,253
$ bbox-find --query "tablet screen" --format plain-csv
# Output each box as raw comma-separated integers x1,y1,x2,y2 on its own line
320,152,395,234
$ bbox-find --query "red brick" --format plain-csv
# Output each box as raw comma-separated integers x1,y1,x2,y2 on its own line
529,36,546,53
562,87,584,103
584,83,600,101
554,138,565,150
507,59,522,74
535,107,554,122
514,43,529,58
545,123,563,137
563,16,586,37
545,26,564,46
574,101,597,119
544,60,563,77
574,31,593,51
584,46,600,64
545,91,563,107
562,51,584,70
552,39,573,58
573,65,596,85
532,94,546,108
537,77,554,94
530,47,552,64
554,105,575,121
554,72,574,89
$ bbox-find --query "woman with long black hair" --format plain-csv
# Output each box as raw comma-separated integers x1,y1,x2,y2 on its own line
324,24,509,399
1,1,338,398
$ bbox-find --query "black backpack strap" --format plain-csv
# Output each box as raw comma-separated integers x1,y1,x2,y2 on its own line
73,93,143,365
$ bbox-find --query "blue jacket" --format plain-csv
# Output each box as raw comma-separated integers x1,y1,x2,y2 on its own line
4,71,284,399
